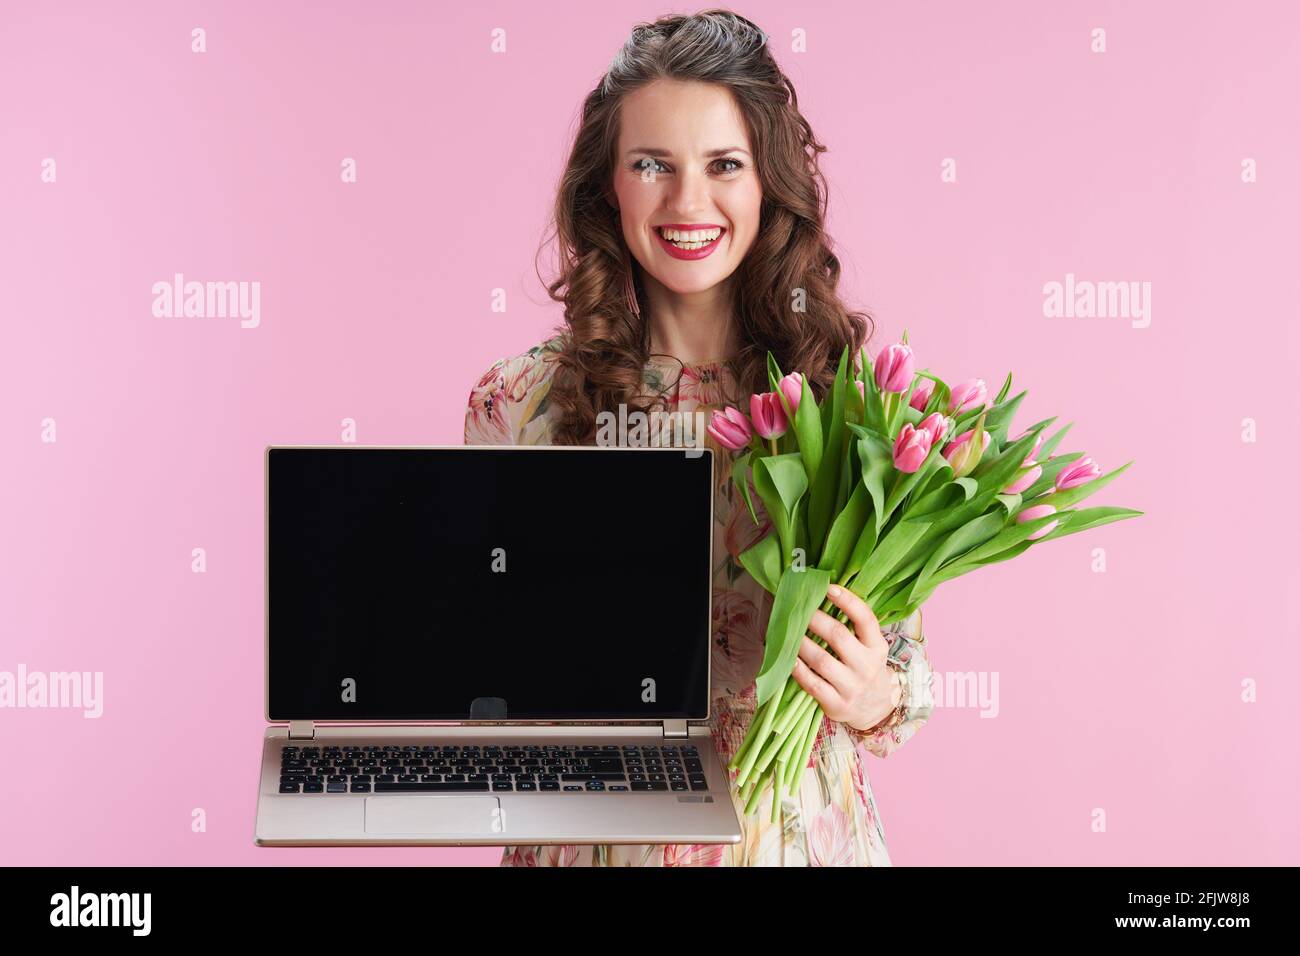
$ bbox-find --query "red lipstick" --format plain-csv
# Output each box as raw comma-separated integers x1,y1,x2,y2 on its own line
653,224,726,261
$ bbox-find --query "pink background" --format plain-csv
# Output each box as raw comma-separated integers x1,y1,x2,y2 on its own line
2,0,1297,866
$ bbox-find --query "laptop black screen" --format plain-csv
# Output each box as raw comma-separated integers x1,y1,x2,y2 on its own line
267,447,714,721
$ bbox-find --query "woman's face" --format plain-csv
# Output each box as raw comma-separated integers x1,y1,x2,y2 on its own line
612,79,763,297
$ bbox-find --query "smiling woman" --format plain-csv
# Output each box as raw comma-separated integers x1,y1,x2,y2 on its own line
614,81,762,291
464,9,935,867
531,10,873,449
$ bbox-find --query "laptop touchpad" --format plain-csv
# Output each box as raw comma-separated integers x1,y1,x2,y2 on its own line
364,796,503,834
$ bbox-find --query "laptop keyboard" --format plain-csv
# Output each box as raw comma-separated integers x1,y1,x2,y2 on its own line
277,743,708,794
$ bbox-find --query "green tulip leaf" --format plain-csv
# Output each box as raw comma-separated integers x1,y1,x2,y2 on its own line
1037,422,1074,461
851,431,889,534
914,370,951,419
731,449,759,526
906,475,977,520
817,481,869,580
794,371,824,486
738,534,783,595
933,511,1074,583
754,566,833,707
860,347,886,433
915,510,1006,593
808,349,849,562
752,453,808,565
992,370,1013,405
850,517,933,601
983,389,1027,445
1034,505,1144,543
767,352,784,395
995,492,1022,515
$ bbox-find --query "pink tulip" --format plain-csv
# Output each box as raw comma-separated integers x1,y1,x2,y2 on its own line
1001,461,1043,495
778,372,804,417
1011,427,1044,464
892,423,933,473
750,392,789,440
948,378,989,415
1055,456,1101,491
707,407,753,451
909,378,934,411
942,428,990,477
1017,503,1058,540
917,412,950,448
873,343,915,394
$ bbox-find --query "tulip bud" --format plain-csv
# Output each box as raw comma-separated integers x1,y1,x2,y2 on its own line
909,378,935,412
873,343,915,394
750,392,788,440
1001,461,1043,495
917,412,950,449
892,423,933,473
778,372,804,418
948,378,989,415
707,406,754,451
1016,503,1058,540
1055,456,1102,491
942,427,990,477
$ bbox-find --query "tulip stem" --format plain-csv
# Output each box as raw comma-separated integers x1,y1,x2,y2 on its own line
735,693,780,788
782,737,800,792
726,741,750,777
771,686,809,737
782,706,811,794
727,697,770,772
729,694,775,772
775,700,812,768
728,589,869,815
788,704,823,796
753,693,817,778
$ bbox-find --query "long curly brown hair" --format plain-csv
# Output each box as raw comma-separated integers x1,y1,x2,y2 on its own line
538,9,875,445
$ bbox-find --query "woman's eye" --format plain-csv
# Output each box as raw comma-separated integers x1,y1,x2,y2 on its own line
630,157,745,175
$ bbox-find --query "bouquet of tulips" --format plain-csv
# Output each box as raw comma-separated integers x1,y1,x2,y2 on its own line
705,334,1142,819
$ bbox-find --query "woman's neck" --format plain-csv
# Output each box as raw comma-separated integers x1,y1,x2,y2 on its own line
641,275,742,364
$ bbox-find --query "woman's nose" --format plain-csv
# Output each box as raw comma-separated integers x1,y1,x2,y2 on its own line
665,167,712,218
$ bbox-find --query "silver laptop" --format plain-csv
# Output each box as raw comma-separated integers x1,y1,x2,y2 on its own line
254,445,743,847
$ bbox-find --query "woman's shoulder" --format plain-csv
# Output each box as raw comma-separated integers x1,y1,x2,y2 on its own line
463,333,567,445
480,333,567,388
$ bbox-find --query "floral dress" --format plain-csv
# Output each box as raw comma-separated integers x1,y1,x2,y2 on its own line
462,334,935,866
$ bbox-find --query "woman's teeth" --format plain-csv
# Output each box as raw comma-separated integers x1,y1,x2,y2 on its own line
657,226,722,249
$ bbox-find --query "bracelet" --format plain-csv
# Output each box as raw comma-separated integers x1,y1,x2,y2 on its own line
850,658,910,738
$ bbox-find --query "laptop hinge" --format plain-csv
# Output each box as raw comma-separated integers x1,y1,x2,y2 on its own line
287,720,315,740
662,719,689,739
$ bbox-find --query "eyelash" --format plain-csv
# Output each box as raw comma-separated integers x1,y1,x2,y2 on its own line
631,157,745,176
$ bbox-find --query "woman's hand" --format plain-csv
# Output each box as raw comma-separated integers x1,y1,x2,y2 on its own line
791,583,902,733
